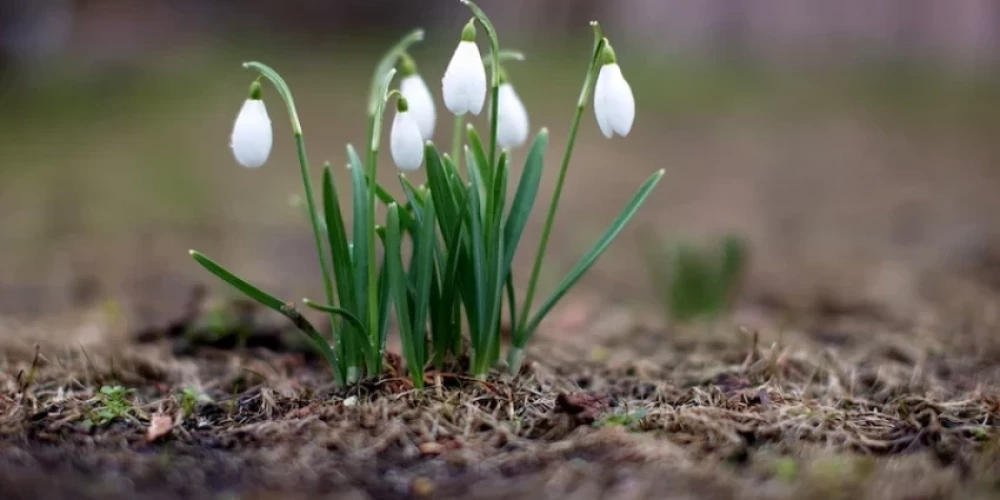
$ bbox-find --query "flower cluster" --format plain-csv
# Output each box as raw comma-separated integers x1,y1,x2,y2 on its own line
196,1,661,387
229,19,635,171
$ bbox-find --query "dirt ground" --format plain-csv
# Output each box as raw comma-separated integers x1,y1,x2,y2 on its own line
2,246,1000,500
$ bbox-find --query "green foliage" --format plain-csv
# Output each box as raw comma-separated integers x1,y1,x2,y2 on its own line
89,385,134,425
594,408,647,431
648,234,748,323
189,2,663,387
178,387,211,417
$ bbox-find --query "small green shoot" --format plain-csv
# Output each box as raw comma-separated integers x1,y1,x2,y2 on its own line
593,407,647,431
179,387,211,417
88,385,135,426
647,234,748,323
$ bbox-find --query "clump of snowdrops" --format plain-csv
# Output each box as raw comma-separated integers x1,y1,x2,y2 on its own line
190,1,663,386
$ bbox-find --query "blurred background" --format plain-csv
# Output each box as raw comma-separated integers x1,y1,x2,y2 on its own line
2,0,1000,329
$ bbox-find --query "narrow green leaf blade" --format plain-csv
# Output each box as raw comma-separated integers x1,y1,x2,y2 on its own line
464,158,488,350
189,250,285,312
466,124,492,188
503,129,548,271
386,203,423,386
347,145,371,330
425,144,463,252
412,195,437,365
303,299,367,334
322,165,359,315
377,252,392,353
523,169,665,341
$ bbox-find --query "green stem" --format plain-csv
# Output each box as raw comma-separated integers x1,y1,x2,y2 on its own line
293,134,337,336
487,87,499,175
364,117,379,380
241,62,340,376
513,34,606,356
451,114,465,169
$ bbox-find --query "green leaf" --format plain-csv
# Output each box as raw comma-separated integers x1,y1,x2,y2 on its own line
424,144,462,247
386,203,423,387
302,299,367,334
377,252,392,354
322,164,357,311
482,49,526,67
522,169,665,341
412,194,436,366
464,157,488,353
322,164,363,364
503,129,548,272
480,152,508,370
347,145,371,328
189,250,285,312
466,125,492,189
189,250,342,383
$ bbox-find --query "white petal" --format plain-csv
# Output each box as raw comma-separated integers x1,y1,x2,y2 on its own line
390,111,424,171
400,74,437,140
593,65,615,138
442,41,487,116
607,64,635,137
230,99,272,168
496,83,529,149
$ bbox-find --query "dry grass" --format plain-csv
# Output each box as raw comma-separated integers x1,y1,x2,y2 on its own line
1,271,999,499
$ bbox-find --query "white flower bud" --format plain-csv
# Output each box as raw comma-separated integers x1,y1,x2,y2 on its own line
391,104,424,171
230,97,273,168
442,23,487,116
496,82,529,149
593,43,635,139
400,74,436,140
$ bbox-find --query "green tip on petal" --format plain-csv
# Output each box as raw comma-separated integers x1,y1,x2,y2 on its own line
398,52,418,77
461,18,477,42
248,79,263,100
396,95,409,112
600,39,617,65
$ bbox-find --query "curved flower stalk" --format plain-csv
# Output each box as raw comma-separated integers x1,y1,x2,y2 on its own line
390,96,424,171
230,80,272,168
398,53,436,140
593,42,635,138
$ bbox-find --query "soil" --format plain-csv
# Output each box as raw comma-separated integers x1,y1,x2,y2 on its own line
2,256,1000,500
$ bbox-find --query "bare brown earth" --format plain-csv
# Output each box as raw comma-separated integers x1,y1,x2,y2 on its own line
1,247,1000,500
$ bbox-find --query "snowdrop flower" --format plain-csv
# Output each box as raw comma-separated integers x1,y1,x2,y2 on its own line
593,42,635,139
390,97,424,171
496,78,529,149
230,80,272,168
442,19,486,116
398,54,436,140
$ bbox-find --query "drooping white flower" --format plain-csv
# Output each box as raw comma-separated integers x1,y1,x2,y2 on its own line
230,82,272,168
390,98,424,171
496,82,529,149
593,43,635,139
442,21,486,116
400,74,436,140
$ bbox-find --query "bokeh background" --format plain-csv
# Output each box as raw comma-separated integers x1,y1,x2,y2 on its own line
2,0,1000,329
